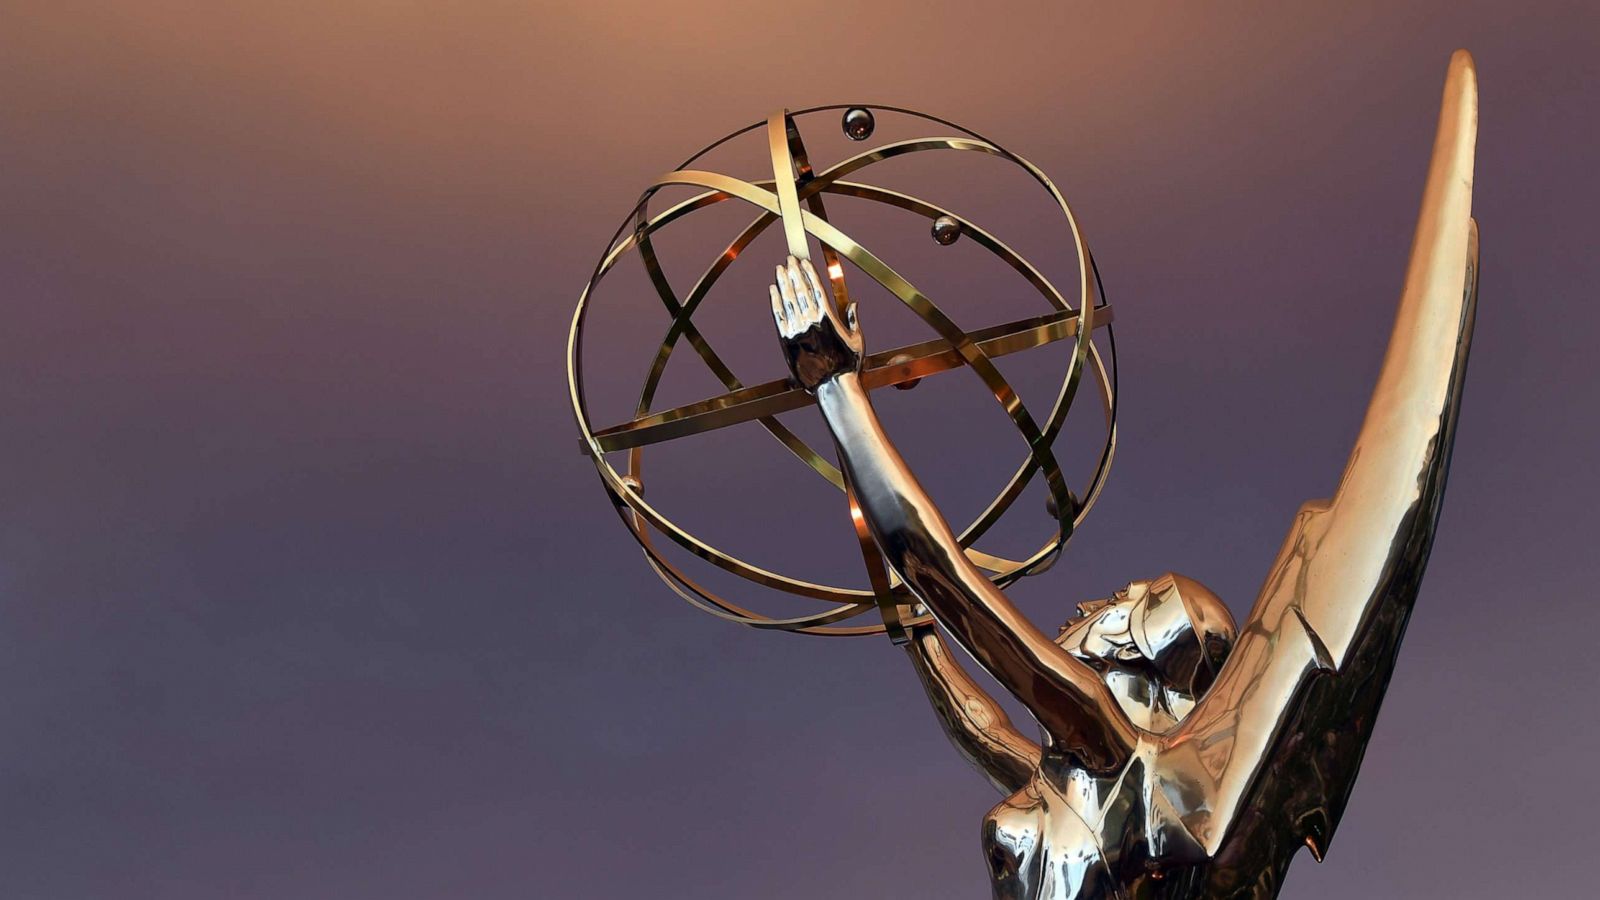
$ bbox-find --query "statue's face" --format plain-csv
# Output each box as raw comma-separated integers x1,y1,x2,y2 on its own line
1058,581,1155,668
1056,575,1233,732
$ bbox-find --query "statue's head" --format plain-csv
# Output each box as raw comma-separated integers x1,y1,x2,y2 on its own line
1056,573,1236,731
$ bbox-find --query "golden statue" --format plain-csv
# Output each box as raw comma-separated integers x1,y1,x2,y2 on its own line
572,51,1478,899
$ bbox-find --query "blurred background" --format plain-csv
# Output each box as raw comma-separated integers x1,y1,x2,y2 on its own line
2,2,1596,897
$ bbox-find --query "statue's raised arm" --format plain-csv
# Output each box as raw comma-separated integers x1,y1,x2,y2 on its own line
574,53,1483,896
1160,50,1480,869
904,623,1042,795
769,256,1137,773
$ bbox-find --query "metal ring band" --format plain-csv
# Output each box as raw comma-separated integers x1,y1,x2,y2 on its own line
568,107,1117,634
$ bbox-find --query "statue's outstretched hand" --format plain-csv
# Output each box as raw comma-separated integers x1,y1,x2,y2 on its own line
769,255,864,392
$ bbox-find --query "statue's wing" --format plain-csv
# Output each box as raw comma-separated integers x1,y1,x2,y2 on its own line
1160,51,1478,870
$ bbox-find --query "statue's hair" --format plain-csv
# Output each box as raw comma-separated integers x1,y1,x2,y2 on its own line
1151,573,1237,696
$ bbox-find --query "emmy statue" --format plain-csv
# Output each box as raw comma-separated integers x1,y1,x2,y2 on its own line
571,50,1478,900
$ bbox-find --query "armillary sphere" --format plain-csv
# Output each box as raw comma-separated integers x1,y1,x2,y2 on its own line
567,105,1118,640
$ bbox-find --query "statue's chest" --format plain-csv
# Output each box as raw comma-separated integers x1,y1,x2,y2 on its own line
983,780,1116,900
984,753,1211,900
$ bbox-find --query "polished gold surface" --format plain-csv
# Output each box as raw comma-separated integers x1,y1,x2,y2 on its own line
568,106,1118,636
586,305,1112,454
570,49,1478,896
756,50,1479,898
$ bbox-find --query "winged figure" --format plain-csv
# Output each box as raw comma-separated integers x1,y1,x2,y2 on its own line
766,51,1479,899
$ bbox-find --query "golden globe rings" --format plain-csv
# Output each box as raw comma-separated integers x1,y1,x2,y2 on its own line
568,105,1118,637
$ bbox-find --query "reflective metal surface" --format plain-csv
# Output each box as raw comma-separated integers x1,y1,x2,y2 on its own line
765,51,1479,898
568,105,1119,636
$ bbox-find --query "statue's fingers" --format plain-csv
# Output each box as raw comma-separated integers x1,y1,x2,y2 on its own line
807,260,851,334
800,258,825,316
769,285,788,335
786,257,813,323
788,258,813,317
775,263,799,322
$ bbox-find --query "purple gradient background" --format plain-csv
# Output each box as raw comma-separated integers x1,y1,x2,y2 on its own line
3,3,1597,898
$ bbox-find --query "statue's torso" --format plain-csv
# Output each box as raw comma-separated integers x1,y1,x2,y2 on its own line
982,744,1218,900
982,587,1426,900
984,776,1114,900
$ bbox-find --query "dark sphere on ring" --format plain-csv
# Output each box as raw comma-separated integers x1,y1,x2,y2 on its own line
931,214,963,245
568,106,1118,636
842,106,875,141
